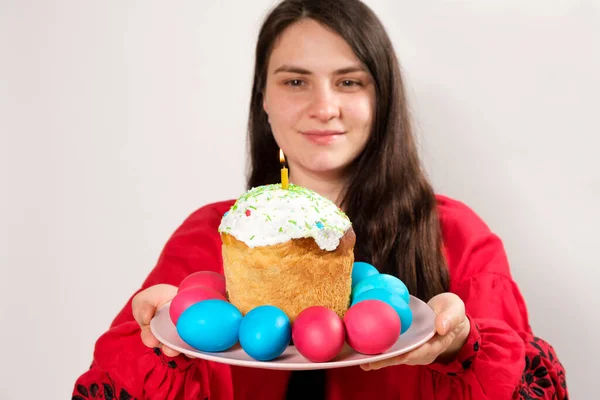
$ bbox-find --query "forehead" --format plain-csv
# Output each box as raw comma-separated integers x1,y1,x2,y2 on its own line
268,19,363,73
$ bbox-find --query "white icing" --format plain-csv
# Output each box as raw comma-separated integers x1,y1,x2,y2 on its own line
218,184,351,251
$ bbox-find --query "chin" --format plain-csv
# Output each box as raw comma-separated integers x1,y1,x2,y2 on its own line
300,154,352,175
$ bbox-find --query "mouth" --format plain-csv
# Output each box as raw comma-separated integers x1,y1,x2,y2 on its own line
300,130,346,145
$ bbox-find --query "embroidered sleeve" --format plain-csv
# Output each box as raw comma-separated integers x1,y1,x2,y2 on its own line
426,231,569,398
71,322,212,400
513,336,568,399
72,371,135,400
71,203,231,399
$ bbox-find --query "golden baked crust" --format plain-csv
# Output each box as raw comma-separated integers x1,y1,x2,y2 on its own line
221,228,355,321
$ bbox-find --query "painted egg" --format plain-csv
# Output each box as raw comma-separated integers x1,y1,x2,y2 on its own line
351,288,413,334
178,271,227,296
351,261,379,288
239,305,291,361
292,306,345,363
176,299,242,352
169,286,227,325
344,300,400,355
351,274,410,305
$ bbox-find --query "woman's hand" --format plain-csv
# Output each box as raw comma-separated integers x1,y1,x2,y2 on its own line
361,292,469,371
132,284,180,357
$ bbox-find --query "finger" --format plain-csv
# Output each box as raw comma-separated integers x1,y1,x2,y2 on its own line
133,301,157,329
140,326,180,357
360,362,374,371
429,294,465,335
140,325,160,348
132,284,178,327
436,302,465,336
427,292,454,314
161,346,181,358
361,350,414,371
360,352,410,371
363,332,459,370
401,334,458,366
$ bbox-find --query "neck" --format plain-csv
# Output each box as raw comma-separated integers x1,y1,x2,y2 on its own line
288,164,348,208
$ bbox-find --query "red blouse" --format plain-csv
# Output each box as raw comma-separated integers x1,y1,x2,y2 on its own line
72,195,568,400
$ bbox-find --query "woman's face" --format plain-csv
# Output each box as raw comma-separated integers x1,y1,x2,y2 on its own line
263,19,376,179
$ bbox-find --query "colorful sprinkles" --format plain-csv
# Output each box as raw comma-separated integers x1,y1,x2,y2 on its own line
218,183,351,251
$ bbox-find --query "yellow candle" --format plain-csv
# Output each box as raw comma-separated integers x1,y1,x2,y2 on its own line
281,166,288,189
279,149,289,189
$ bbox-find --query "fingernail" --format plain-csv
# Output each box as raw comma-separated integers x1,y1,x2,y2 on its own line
442,318,450,333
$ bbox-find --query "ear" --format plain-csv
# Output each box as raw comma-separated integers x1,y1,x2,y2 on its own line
263,97,269,115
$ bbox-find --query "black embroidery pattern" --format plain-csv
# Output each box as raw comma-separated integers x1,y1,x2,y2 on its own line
445,324,480,377
517,337,568,400
153,346,180,370
73,347,188,399
72,373,134,400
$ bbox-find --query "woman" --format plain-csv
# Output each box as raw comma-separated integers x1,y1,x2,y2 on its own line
72,0,568,399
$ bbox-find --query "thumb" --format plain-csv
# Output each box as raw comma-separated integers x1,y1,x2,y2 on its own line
428,293,465,336
132,284,178,328
134,301,157,329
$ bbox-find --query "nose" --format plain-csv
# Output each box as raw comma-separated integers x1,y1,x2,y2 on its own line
307,86,340,122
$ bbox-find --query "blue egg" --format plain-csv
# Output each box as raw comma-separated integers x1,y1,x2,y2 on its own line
239,305,291,361
351,288,413,334
352,273,410,305
176,299,242,352
351,261,379,288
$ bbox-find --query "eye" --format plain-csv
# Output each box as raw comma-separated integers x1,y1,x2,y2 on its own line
339,80,362,87
285,79,306,87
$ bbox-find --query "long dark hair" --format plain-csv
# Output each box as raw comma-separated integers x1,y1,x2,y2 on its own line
246,0,448,301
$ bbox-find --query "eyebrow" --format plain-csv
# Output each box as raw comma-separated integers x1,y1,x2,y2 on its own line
273,64,367,75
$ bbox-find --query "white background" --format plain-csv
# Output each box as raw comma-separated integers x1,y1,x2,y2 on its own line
1,0,598,398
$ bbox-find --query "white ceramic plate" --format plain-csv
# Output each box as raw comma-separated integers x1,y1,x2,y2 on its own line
150,295,436,370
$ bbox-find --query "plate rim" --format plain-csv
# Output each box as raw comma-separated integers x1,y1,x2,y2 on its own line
150,295,436,370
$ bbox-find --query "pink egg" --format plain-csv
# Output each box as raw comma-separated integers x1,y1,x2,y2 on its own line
344,300,400,355
178,271,226,296
292,306,345,363
169,286,227,325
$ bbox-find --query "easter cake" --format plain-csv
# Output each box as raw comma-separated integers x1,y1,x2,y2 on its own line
218,183,355,322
